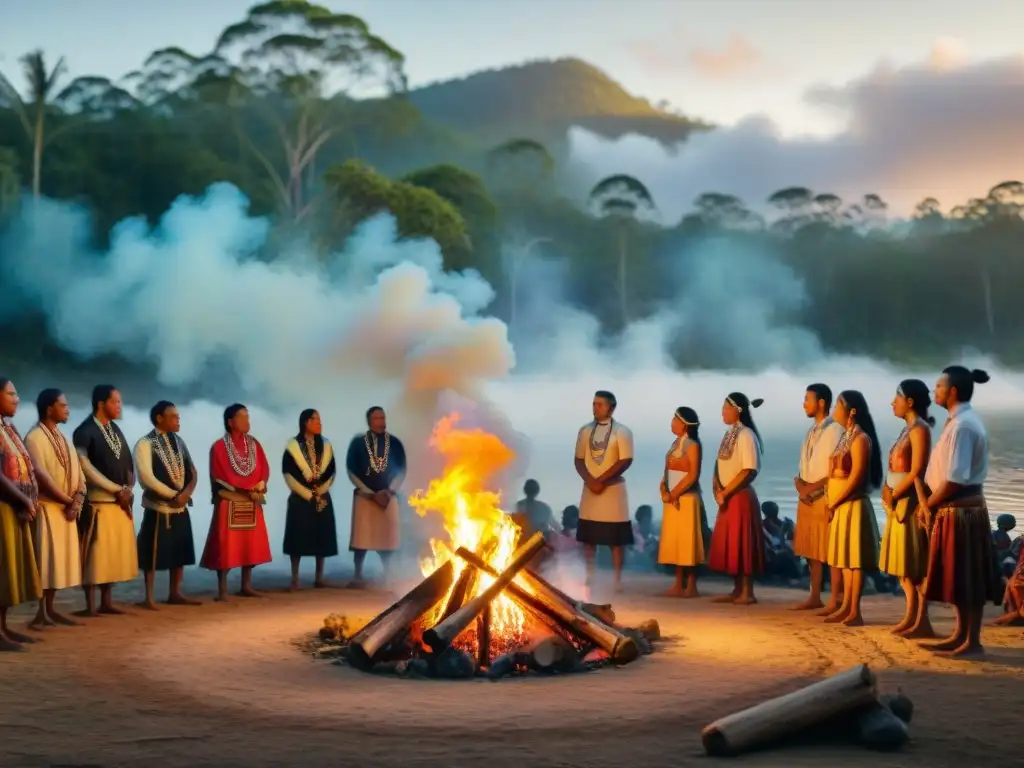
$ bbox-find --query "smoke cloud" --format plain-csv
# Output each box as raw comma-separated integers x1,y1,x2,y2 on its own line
568,51,1024,220
3,47,1024,568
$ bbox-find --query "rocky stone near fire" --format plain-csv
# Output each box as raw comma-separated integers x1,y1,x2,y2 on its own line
637,619,660,641
620,627,654,655
879,692,913,724
434,649,477,679
854,701,910,751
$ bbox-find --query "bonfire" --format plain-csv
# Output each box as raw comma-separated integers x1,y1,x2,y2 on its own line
316,414,661,680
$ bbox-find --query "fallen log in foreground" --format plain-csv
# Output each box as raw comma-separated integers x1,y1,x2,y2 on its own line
701,664,878,757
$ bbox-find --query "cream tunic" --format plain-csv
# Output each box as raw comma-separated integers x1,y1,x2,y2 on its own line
575,420,634,524
798,418,844,483
24,425,84,590
716,426,761,486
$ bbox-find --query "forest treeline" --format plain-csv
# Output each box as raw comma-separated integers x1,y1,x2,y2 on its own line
1,1,1022,371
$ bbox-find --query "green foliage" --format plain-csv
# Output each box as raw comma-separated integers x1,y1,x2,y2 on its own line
1,21,1024,371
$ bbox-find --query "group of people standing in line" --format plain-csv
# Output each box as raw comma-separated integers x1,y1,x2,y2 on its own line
570,366,1000,659
0,378,406,652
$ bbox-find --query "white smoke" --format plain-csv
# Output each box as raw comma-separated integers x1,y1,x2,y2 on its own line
568,50,1024,220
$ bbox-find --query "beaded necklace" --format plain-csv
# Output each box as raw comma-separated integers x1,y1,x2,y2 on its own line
223,433,257,477
94,416,123,460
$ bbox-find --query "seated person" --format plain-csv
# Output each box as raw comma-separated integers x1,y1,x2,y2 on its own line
511,479,557,542
628,505,659,571
550,505,581,552
761,501,800,581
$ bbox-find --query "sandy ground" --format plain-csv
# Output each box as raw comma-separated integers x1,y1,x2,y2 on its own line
1,569,1023,768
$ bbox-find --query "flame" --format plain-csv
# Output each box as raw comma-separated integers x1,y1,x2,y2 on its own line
409,413,527,655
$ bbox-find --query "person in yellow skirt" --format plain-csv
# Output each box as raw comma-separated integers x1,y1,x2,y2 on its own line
0,377,43,651
824,390,882,627
658,407,706,597
880,379,935,638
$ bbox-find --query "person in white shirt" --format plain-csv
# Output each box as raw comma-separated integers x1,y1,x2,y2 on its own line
791,383,845,611
707,392,765,605
915,365,999,658
574,390,634,590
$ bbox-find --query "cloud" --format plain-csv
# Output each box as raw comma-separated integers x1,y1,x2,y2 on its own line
626,33,766,80
568,50,1024,219
928,37,969,71
689,35,763,79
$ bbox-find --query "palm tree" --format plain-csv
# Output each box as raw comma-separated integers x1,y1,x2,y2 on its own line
588,174,656,326
0,50,68,199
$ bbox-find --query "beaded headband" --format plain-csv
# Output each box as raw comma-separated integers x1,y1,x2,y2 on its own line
673,411,699,426
726,396,742,412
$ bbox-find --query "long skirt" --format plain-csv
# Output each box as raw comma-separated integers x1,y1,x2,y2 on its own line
349,493,400,552
793,495,830,563
283,494,338,558
658,492,706,567
0,501,42,608
200,500,272,570
35,499,82,590
137,509,196,572
925,498,1000,607
707,487,764,577
825,483,879,571
81,502,139,586
879,497,928,582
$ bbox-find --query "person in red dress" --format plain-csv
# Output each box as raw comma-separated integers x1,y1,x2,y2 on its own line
707,392,765,605
200,403,272,601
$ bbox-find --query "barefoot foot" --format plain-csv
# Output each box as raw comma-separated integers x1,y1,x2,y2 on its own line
0,635,24,652
841,615,864,627
662,587,686,597
136,600,159,611
992,612,1024,627
6,627,38,643
712,594,738,604
97,604,126,616
733,596,758,606
824,610,850,624
815,604,840,617
681,588,700,599
933,642,986,659
901,622,937,639
71,607,102,618
50,612,81,627
237,587,262,598
790,598,824,611
919,636,963,651
166,594,202,606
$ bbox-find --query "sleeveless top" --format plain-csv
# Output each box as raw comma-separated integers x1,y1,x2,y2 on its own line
830,426,871,498
887,418,925,489
665,436,700,496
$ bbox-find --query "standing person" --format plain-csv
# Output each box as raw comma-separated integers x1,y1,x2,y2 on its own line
916,366,998,658
200,403,272,601
283,409,338,590
512,479,557,542
134,401,200,609
658,406,706,598
73,384,138,616
823,390,882,627
24,389,85,628
346,406,406,587
791,383,845,611
879,380,935,637
707,393,765,605
0,378,43,649
574,390,635,591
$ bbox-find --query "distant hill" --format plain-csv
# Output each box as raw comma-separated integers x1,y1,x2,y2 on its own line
408,57,710,148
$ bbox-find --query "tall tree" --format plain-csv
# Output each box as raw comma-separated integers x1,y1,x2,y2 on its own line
0,147,19,214
588,173,655,326
0,50,68,199
212,2,406,220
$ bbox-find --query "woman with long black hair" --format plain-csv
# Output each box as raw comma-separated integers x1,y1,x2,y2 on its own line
880,379,935,637
707,393,765,605
823,390,882,626
658,406,707,598
282,409,338,590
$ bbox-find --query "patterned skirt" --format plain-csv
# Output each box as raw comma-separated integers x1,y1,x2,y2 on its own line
925,497,1000,607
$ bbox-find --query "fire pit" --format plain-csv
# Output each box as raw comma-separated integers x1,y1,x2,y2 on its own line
311,416,662,680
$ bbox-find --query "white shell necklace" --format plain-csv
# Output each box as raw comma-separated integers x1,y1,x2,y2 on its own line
94,417,123,460
223,433,257,477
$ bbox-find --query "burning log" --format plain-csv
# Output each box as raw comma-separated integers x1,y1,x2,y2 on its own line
347,561,456,671
526,635,576,672
455,548,639,665
701,664,878,757
423,531,547,654
437,536,496,623
477,604,492,668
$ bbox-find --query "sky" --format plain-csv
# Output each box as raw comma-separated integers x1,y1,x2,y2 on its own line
2,0,1022,137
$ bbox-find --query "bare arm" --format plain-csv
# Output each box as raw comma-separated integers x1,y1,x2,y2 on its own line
890,427,930,500
828,434,869,510
596,457,632,485
721,468,758,501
